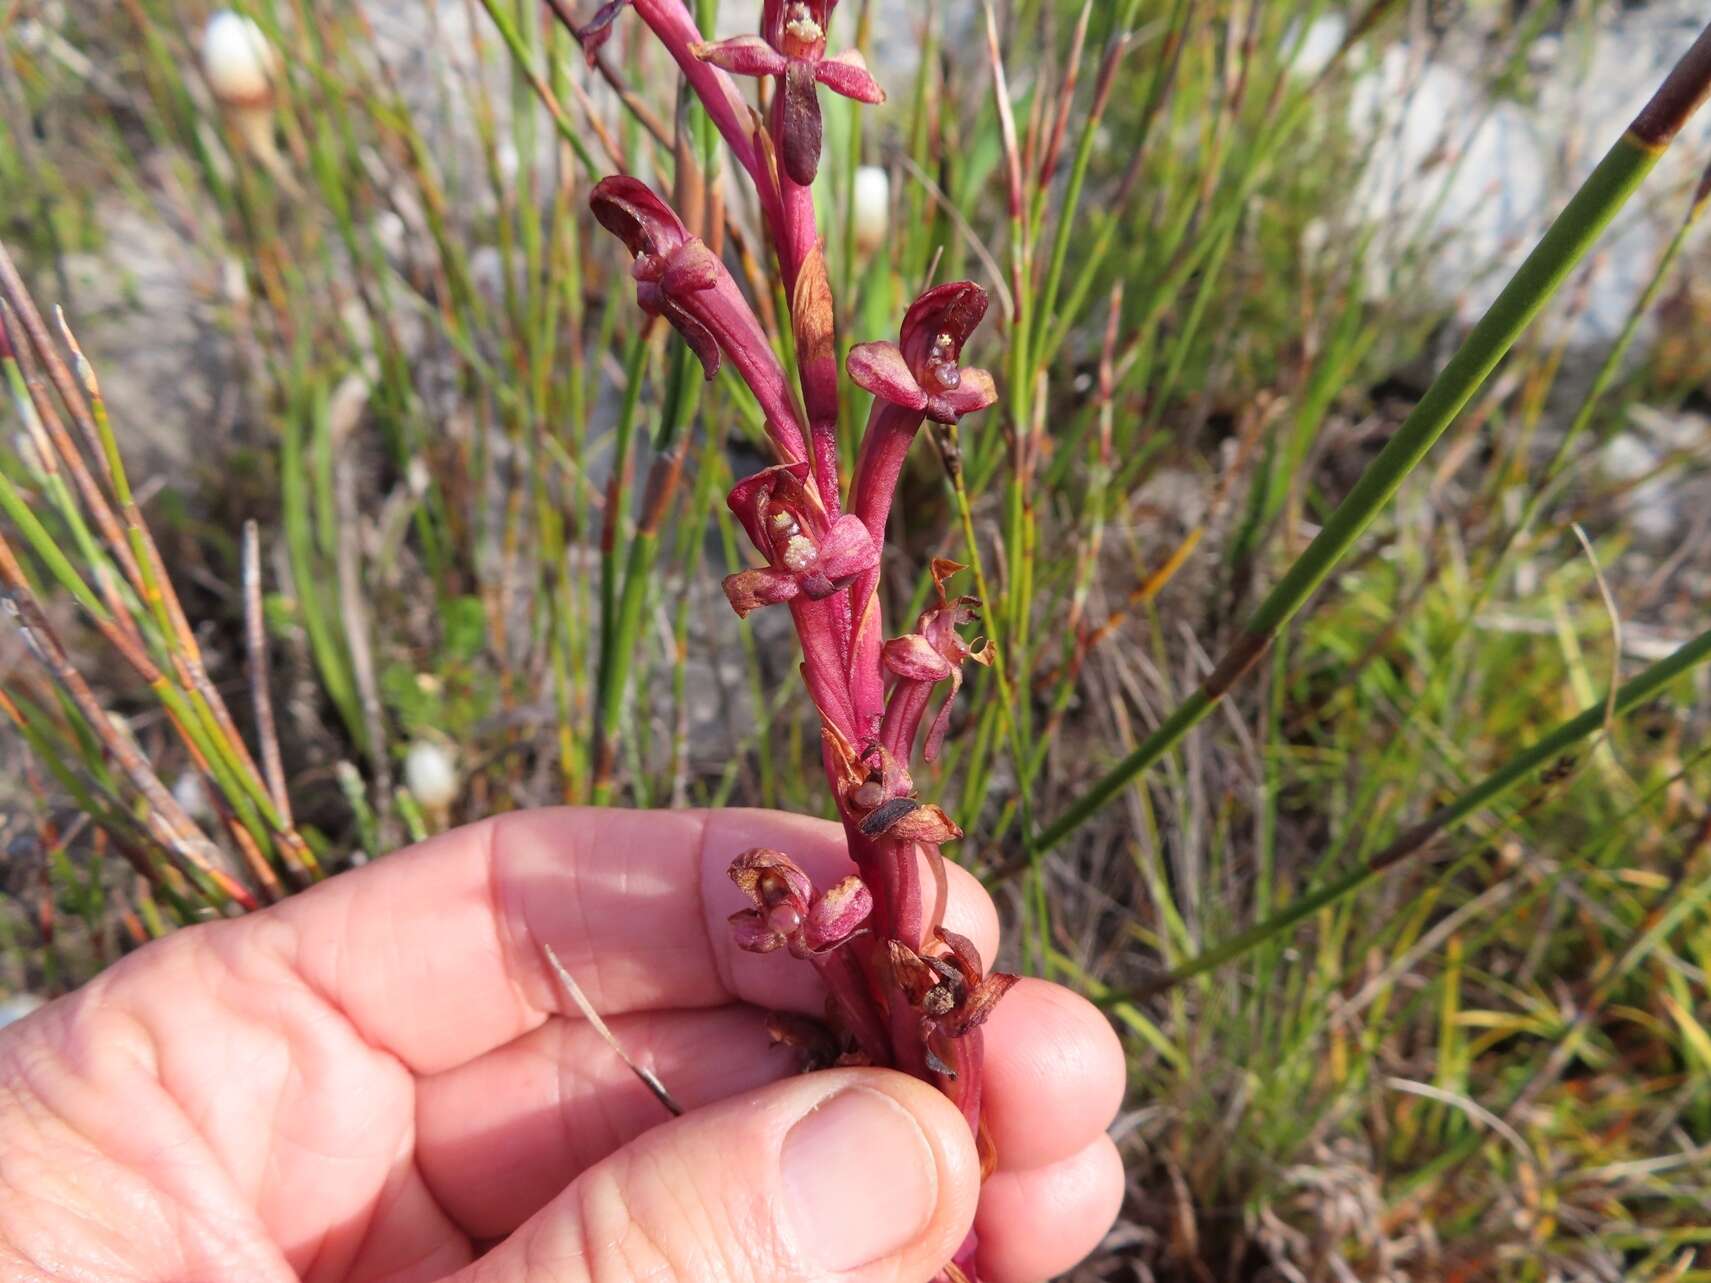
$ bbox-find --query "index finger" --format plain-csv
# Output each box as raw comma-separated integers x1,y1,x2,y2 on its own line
263,807,1000,1076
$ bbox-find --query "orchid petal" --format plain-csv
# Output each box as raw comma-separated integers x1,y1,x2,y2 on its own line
935,927,986,986
728,847,814,907
692,34,788,78
660,297,722,380
899,280,990,372
729,908,788,954
659,240,721,296
944,972,1019,1036
846,341,928,411
887,802,963,844
765,0,837,51
727,462,814,550
924,365,999,424
857,798,962,844
814,513,880,582
882,633,954,683
590,175,689,258
723,566,799,617
929,559,967,599
923,666,963,764
816,48,885,104
804,875,873,950
575,0,632,63
887,940,940,1004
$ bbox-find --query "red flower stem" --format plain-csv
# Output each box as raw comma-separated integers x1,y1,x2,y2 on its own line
699,274,811,461
890,839,926,948
789,596,858,737
950,1028,985,1139
879,681,933,761
849,402,926,544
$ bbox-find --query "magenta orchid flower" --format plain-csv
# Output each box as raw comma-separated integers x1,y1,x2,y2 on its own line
575,2,1011,1277
722,462,878,616
847,282,999,543
694,1,884,186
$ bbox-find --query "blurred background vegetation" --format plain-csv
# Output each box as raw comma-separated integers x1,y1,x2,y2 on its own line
3,0,1711,1276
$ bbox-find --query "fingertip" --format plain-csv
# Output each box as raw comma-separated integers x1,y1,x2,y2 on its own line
982,979,1127,1171
976,1134,1125,1283
778,1069,982,1279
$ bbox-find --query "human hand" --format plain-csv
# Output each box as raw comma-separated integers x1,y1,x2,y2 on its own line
0,809,1124,1283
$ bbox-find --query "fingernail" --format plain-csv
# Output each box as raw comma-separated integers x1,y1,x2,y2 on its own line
781,1086,937,1272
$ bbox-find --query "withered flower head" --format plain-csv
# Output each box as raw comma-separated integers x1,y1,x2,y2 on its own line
881,559,993,762
888,927,1019,1076
728,847,873,959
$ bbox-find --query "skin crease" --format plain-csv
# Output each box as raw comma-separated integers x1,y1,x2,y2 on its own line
0,809,1125,1283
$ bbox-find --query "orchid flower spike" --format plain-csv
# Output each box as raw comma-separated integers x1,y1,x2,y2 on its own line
694,0,884,185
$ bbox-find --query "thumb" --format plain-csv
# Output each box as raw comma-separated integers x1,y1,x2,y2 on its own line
457,1067,981,1283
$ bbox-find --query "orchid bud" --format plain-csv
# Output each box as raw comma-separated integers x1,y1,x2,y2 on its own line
403,740,460,811
852,164,890,257
591,177,810,462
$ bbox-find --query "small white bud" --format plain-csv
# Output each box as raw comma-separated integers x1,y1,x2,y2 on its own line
202,11,279,108
853,165,890,258
404,741,460,811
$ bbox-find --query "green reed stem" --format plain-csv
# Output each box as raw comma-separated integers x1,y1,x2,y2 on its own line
1122,622,1711,998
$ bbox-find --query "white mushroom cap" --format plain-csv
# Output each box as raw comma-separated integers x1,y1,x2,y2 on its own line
202,11,279,107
